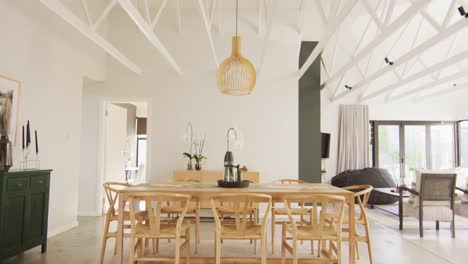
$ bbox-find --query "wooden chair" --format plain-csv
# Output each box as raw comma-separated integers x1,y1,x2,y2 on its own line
271,179,309,254
100,182,147,264
127,193,191,264
211,193,272,264
161,179,201,253
399,171,457,238
281,194,345,264
341,185,373,263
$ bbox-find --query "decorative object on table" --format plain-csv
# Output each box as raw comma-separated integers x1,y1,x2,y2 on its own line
216,0,256,96
193,135,206,171
20,120,40,170
0,75,20,144
183,121,194,170
217,178,250,188
223,127,238,182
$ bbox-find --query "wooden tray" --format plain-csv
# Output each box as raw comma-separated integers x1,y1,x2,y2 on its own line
217,180,250,188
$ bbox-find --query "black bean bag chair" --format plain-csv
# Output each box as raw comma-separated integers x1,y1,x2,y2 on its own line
331,168,398,205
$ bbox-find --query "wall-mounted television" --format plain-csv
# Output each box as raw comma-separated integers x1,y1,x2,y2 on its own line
321,133,331,159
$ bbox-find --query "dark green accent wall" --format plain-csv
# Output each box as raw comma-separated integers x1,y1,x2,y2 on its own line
299,41,321,183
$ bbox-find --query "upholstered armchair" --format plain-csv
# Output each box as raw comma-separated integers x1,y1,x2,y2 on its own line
398,171,457,238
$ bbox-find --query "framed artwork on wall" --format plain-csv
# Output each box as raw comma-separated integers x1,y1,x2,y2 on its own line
0,75,20,145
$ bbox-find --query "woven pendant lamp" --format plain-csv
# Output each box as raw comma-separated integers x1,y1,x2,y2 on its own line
216,0,256,96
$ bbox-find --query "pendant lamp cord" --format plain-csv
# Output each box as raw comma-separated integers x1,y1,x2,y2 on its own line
236,0,238,36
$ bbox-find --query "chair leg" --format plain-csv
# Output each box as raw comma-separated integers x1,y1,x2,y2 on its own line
262,231,267,264
129,236,135,264
451,219,456,238
292,238,298,264
136,238,143,264
99,218,110,264
436,220,440,231
281,222,286,258
419,217,424,238
271,209,275,254
185,227,191,264
364,220,373,264
175,236,181,264
354,225,360,260
195,209,200,254
216,234,221,264
337,238,342,264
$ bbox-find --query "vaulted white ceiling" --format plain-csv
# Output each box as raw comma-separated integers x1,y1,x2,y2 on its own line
39,0,468,103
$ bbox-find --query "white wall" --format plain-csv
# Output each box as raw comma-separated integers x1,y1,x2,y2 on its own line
79,81,104,216
0,0,107,236
93,9,300,183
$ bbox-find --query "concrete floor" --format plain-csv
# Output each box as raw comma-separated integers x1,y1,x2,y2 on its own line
3,209,468,264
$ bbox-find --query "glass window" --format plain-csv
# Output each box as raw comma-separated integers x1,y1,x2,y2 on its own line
377,125,401,180
430,124,455,169
404,125,426,183
459,121,468,167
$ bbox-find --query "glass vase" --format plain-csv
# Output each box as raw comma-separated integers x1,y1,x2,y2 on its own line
0,136,13,172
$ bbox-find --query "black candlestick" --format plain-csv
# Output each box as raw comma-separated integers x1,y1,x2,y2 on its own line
35,130,39,154
26,121,31,147
22,125,25,149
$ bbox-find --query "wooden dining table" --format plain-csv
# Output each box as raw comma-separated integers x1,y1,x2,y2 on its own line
115,182,357,264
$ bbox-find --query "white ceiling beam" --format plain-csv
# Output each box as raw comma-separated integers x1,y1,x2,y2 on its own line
323,0,428,89
151,0,168,30
176,0,182,32
80,0,93,26
298,0,358,78
419,82,468,101
388,70,468,101
442,0,457,28
92,0,116,30
143,0,151,23
400,15,424,77
384,0,395,25
407,0,441,32
360,49,468,101
321,57,330,80
197,0,219,68
416,58,438,81
333,16,468,101
39,0,142,75
117,0,182,74
362,0,384,31
258,0,264,35
209,0,217,30
297,0,305,35
315,0,328,25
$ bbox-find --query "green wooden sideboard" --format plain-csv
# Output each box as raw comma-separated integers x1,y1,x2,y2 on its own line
0,169,52,260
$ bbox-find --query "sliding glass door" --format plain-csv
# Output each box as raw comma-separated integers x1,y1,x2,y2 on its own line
404,125,427,183
374,121,456,184
376,124,401,181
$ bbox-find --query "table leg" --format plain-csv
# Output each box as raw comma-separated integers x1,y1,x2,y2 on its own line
117,194,125,264
348,195,356,264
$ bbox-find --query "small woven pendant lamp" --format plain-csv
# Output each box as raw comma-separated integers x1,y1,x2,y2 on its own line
216,0,256,96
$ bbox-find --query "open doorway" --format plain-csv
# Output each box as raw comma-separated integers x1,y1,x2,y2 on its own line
103,101,148,185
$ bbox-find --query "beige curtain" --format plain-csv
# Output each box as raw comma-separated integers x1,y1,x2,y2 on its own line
337,104,370,173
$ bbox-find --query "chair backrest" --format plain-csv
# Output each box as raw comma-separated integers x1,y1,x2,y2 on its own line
283,194,345,236
419,173,456,203
343,185,373,220
211,193,272,232
274,179,305,184
128,193,192,235
103,182,131,217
